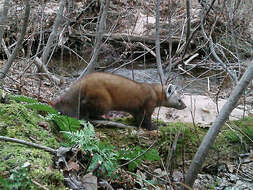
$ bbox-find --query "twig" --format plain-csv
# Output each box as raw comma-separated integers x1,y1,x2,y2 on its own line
200,5,238,84
185,0,191,42
41,0,66,65
182,0,217,59
0,135,57,155
167,132,181,176
137,42,156,57
159,158,173,188
1,39,10,58
31,180,49,190
34,57,61,85
78,0,110,78
181,133,185,184
98,179,115,190
183,53,199,65
90,160,102,174
120,140,156,168
226,122,253,144
178,65,195,78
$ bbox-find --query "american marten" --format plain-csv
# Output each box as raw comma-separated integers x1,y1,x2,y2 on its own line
52,72,186,130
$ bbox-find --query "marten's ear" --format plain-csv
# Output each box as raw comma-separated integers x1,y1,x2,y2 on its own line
167,84,172,95
165,84,177,98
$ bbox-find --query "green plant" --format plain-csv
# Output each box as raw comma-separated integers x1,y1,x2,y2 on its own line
46,114,82,132
224,117,253,144
0,167,34,190
118,146,160,171
25,103,58,114
8,94,38,104
0,93,64,189
8,94,58,114
130,172,158,189
8,93,82,132
224,130,241,143
63,123,118,176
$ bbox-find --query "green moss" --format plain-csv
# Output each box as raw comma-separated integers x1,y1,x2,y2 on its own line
219,116,253,145
0,97,65,189
158,122,204,165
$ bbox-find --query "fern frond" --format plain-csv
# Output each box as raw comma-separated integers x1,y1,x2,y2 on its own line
63,125,118,176
62,122,97,147
46,114,82,131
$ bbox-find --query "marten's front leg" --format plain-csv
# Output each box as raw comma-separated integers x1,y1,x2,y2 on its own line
134,112,157,130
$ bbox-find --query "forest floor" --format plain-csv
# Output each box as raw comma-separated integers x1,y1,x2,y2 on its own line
0,0,253,189
0,61,253,189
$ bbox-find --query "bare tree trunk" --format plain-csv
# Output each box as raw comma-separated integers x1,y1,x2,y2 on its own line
0,0,10,45
228,0,241,74
0,0,30,80
77,0,110,80
186,0,191,42
41,0,65,65
155,0,165,85
166,0,173,73
182,0,216,59
182,60,253,189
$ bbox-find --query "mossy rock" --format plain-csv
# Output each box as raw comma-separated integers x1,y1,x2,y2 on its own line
0,96,65,189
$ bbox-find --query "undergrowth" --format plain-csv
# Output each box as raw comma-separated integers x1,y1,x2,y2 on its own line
1,91,252,189
0,92,64,189
0,167,34,190
225,117,253,144
2,92,162,182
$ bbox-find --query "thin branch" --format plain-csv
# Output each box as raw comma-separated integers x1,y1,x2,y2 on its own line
0,135,57,155
183,60,253,189
166,0,173,72
1,39,10,58
34,57,61,84
200,15,238,84
41,0,65,65
78,0,110,79
99,179,114,190
31,180,49,190
185,0,191,42
155,0,165,85
182,0,217,59
120,140,157,168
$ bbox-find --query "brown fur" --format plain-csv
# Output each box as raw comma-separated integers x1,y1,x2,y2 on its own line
52,72,186,130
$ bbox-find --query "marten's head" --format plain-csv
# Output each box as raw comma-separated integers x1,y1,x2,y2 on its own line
50,95,79,119
163,84,186,110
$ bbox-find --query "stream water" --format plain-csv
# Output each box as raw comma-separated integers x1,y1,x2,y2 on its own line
105,67,221,96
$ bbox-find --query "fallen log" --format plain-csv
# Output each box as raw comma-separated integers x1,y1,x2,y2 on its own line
90,120,136,129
